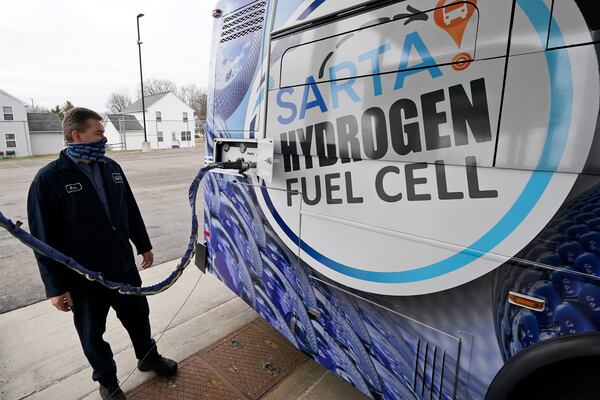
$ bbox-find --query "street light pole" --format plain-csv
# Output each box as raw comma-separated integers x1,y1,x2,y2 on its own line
137,13,151,152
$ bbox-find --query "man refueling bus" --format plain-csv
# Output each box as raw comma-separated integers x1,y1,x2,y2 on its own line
27,108,177,400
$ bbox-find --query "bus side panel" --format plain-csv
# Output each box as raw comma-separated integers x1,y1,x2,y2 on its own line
492,175,600,361
493,41,600,365
495,44,599,173
204,172,600,400
492,0,600,368
203,1,600,399
204,174,478,400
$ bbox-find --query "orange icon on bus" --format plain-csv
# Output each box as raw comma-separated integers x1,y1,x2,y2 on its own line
434,0,477,48
452,52,473,71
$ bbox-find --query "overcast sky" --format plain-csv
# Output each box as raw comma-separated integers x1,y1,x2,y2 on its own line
0,0,215,113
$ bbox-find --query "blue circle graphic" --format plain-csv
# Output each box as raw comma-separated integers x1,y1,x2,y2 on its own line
261,0,574,283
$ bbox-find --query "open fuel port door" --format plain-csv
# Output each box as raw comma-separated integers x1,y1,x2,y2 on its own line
213,138,275,184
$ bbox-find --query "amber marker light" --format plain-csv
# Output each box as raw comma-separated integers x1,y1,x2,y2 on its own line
508,291,545,312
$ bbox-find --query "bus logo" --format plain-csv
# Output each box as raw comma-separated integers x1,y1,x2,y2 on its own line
434,0,477,47
443,3,468,25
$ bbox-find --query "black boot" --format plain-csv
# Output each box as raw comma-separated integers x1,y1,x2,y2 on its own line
99,381,126,400
138,355,178,376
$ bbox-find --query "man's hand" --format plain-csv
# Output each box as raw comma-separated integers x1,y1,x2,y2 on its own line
140,250,154,269
50,292,73,312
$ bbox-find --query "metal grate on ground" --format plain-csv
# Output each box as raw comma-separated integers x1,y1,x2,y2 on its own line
128,319,308,400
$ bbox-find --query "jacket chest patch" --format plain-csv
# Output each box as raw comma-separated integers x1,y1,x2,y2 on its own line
112,173,123,184
65,183,82,193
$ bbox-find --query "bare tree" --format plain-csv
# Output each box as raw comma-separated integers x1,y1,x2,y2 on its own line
137,78,177,97
111,80,207,119
106,89,133,113
177,84,207,119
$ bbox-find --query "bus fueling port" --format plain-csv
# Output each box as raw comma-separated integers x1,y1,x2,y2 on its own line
214,138,274,184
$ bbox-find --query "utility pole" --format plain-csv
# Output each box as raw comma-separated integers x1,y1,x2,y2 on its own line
137,13,151,152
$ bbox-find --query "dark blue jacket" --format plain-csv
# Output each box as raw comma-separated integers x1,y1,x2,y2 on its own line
27,150,152,297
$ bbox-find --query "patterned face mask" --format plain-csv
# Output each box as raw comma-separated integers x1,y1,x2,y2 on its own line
67,137,108,161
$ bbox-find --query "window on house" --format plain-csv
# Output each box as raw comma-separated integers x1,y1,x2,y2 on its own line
181,131,191,141
183,112,188,122
5,133,16,148
157,131,164,142
3,106,14,121
156,111,162,122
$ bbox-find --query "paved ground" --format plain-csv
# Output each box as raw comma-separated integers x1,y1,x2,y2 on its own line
0,260,367,400
126,318,366,400
0,146,205,313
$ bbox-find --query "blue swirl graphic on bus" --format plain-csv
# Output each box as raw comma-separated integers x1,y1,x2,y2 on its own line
493,183,600,361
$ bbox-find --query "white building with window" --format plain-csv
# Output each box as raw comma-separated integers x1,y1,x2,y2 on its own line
103,114,144,151
120,92,196,150
27,112,64,155
0,88,31,157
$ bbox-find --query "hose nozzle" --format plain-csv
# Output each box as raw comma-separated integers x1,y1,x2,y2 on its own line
221,158,256,174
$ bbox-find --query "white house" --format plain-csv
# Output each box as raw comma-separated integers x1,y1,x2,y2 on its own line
27,113,64,155
0,88,32,157
103,114,144,151
121,92,196,150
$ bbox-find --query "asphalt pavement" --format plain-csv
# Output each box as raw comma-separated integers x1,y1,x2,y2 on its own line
0,146,205,313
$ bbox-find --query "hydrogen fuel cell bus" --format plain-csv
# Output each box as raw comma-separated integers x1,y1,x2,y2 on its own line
201,0,600,398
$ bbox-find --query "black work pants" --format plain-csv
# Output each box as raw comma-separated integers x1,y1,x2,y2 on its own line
70,269,159,386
